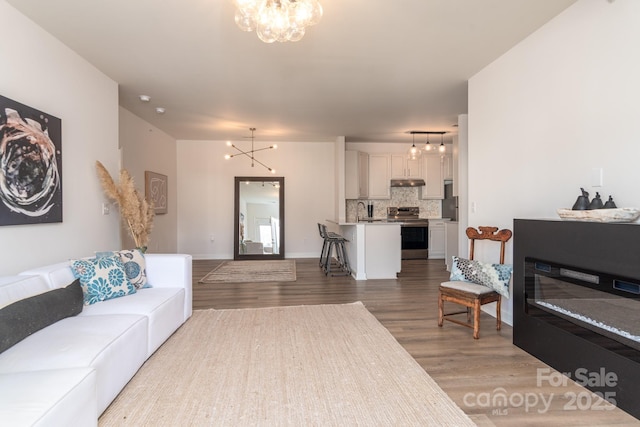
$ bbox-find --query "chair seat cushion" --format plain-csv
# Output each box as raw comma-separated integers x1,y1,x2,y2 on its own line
440,280,498,296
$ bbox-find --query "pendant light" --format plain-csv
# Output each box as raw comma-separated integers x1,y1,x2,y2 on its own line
424,134,432,152
405,130,447,154
407,133,422,160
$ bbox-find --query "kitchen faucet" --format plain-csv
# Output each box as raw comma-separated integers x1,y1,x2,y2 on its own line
357,201,366,222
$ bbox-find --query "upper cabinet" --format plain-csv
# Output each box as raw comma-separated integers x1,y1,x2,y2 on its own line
390,154,422,179
443,153,453,181
420,154,444,199
346,148,446,200
345,150,369,199
368,154,391,199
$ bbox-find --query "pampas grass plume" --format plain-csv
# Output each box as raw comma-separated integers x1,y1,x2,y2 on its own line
95,161,154,249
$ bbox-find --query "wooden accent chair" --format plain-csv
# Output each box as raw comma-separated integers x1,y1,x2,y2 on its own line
438,226,513,339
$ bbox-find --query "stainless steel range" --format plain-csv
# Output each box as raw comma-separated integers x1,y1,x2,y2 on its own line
387,207,429,260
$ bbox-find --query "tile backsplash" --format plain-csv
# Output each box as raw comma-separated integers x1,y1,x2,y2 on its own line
346,187,441,222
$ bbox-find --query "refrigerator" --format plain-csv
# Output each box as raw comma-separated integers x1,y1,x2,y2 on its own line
442,183,458,221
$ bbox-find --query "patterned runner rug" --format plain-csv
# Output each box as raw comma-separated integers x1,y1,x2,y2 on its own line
198,260,296,284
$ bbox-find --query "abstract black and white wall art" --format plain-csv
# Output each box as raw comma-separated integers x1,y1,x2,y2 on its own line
0,95,62,226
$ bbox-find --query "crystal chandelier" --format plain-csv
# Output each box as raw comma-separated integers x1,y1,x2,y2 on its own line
233,0,323,43
224,128,278,173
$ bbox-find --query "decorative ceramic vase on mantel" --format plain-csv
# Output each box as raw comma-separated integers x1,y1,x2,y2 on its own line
588,192,604,210
571,188,590,210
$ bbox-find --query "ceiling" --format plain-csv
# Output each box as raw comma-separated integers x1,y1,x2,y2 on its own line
7,0,576,143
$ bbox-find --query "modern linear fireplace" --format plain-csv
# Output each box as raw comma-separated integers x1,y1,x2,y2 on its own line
514,219,640,419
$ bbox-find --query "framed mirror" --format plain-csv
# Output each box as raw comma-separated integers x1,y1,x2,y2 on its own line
234,176,285,260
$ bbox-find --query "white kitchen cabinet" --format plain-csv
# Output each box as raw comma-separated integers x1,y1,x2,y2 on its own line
443,153,453,181
428,219,446,259
345,150,369,199
420,154,444,199
368,154,391,199
391,154,421,179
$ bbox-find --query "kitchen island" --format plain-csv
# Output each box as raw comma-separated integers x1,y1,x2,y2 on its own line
326,220,401,280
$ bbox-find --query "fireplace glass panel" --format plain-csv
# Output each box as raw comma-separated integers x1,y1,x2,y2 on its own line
525,258,640,358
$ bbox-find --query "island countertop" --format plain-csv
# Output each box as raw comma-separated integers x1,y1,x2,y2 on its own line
324,220,401,280
327,219,402,226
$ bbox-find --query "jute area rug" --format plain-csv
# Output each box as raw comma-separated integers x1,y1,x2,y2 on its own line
99,302,474,426
199,260,296,284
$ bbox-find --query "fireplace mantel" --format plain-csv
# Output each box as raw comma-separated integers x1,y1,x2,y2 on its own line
513,219,640,420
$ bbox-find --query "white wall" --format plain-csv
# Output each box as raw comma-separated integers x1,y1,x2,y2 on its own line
0,1,120,275
468,0,640,324
177,139,335,259
456,114,469,258
335,136,346,223
119,107,177,253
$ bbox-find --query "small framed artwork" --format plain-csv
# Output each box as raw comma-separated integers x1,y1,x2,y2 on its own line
144,171,167,214
0,95,63,226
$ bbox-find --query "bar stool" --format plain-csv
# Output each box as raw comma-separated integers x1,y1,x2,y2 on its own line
317,223,330,268
318,224,351,276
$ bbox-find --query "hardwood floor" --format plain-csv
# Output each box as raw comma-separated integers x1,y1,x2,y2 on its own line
192,258,639,426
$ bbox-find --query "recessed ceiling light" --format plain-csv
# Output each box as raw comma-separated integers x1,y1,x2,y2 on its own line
139,95,151,102
155,107,166,114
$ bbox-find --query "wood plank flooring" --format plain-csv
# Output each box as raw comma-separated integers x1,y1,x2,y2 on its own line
192,258,639,426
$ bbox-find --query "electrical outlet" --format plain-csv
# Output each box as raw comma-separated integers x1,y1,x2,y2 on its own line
102,203,110,215
210,234,215,242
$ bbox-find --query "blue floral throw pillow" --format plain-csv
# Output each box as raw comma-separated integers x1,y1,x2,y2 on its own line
96,249,148,289
450,256,513,298
117,249,148,289
70,256,136,305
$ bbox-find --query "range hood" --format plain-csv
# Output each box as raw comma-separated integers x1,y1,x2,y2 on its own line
390,179,425,187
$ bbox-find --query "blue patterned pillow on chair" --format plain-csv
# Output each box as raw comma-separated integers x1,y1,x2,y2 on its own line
70,256,136,305
450,256,513,298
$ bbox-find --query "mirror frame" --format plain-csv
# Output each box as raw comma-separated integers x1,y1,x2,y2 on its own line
233,176,285,260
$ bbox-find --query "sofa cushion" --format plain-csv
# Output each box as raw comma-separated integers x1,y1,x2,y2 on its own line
80,287,185,356
70,256,136,305
0,275,50,309
0,368,97,427
144,254,193,321
0,313,149,415
19,261,76,290
97,249,148,289
0,280,83,354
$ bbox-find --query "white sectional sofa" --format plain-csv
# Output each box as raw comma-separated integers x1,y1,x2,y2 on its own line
0,253,192,426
